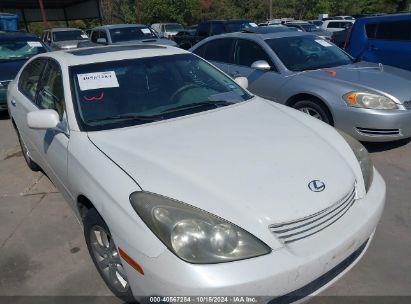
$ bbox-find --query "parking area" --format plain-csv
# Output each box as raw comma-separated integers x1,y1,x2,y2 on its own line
0,109,410,300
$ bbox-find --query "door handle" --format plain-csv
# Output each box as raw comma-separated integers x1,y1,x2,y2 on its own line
11,99,16,106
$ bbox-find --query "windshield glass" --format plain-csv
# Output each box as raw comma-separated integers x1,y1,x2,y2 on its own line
53,30,88,42
70,53,251,131
0,39,47,61
266,36,352,71
299,24,321,32
109,26,157,43
165,24,184,32
225,21,256,32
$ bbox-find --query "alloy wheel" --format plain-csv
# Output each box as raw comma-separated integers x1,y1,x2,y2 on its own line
298,107,323,120
89,225,130,293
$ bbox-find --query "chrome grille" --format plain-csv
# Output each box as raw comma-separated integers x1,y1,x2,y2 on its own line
270,186,356,244
355,127,401,136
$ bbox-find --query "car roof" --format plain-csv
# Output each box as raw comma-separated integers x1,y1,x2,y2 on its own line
202,19,251,23
93,24,147,30
355,12,411,23
285,21,310,24
242,27,298,34
46,28,83,32
323,19,354,23
38,44,187,67
0,31,40,41
212,30,311,41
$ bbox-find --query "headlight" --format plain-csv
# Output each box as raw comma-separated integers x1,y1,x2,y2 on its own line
343,92,398,110
130,192,271,264
338,130,373,192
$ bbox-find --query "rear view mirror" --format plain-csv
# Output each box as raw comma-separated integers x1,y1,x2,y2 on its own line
27,109,59,130
97,38,107,44
234,77,248,89
251,60,271,71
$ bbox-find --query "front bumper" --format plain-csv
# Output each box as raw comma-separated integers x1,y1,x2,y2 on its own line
333,105,411,142
116,169,385,300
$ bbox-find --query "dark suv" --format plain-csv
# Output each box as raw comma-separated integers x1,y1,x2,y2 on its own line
345,13,411,71
173,19,257,49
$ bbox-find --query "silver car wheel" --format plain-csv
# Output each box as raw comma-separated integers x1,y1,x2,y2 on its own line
299,107,323,120
90,226,129,293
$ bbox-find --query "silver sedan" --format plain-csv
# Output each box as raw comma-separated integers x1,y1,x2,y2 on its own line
190,31,411,142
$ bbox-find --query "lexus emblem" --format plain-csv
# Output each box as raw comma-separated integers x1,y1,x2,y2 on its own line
308,180,326,192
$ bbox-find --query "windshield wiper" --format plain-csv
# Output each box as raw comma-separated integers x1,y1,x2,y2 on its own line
161,100,235,114
86,114,163,124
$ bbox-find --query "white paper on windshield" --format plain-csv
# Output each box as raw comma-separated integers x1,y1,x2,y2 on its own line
81,34,88,38
315,39,332,47
27,41,42,48
141,28,151,34
77,71,119,91
249,22,258,27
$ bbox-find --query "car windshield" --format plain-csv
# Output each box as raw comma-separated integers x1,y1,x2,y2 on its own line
0,39,47,61
70,53,251,131
165,24,184,32
266,36,352,71
225,21,256,32
109,26,157,43
299,24,321,32
53,30,88,42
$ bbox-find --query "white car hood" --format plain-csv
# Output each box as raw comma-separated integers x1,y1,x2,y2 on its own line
88,98,356,245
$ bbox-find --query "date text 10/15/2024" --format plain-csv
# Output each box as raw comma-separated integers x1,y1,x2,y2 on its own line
149,297,259,303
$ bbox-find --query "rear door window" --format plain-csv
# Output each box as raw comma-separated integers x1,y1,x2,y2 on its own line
203,38,235,63
91,31,99,43
18,59,46,102
365,23,378,38
100,30,108,40
327,22,340,28
192,43,207,57
367,20,411,41
235,39,274,68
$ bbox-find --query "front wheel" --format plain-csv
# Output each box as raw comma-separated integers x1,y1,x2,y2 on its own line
84,209,134,302
293,100,332,125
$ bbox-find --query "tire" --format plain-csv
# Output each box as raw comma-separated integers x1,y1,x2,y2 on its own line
292,99,333,125
84,209,135,302
16,128,41,171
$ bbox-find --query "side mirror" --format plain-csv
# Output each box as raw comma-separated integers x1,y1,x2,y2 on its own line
234,77,248,89
27,109,60,130
251,60,271,71
96,37,107,44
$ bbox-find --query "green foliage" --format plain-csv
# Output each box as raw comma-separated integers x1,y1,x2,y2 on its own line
2,0,410,35
140,0,197,24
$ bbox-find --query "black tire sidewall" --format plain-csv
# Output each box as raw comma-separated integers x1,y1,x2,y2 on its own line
293,100,332,125
84,209,135,302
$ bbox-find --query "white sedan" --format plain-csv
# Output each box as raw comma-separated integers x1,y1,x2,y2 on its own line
7,45,385,302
